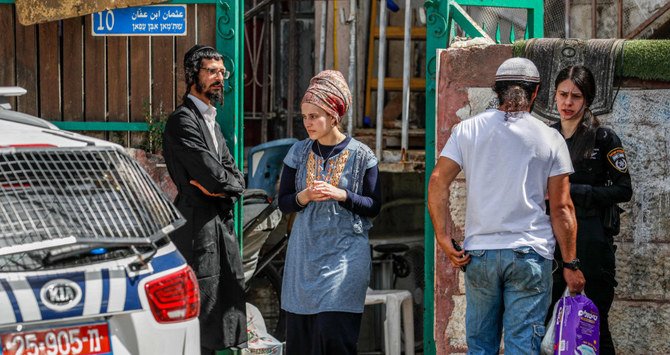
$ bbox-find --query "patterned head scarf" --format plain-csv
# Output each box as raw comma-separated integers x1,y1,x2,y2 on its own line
301,70,352,122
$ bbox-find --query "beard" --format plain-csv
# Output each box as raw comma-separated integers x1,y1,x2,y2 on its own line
195,79,223,105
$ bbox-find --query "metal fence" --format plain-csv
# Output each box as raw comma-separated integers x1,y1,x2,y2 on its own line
0,147,184,258
457,0,668,41
544,0,668,39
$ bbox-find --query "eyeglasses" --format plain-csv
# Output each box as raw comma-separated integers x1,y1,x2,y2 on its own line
200,67,230,79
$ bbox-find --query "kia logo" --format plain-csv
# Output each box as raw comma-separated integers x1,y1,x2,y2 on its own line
40,279,82,311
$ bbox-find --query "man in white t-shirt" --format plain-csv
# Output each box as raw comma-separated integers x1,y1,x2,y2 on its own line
428,58,585,354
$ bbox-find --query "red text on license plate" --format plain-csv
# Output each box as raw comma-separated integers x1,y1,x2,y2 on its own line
1,323,111,355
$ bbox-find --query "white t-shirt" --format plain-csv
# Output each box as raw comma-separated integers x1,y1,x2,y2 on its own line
440,109,573,259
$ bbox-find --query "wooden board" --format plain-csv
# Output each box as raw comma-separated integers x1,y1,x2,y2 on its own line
151,36,174,117
38,21,61,120
197,4,216,47
129,36,150,148
16,0,167,26
0,5,16,108
175,4,196,106
62,17,84,121
84,15,106,139
107,36,129,145
14,20,38,116
107,36,129,122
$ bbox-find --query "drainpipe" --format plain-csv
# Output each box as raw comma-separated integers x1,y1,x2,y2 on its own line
287,0,296,137
565,0,571,38
343,0,357,137
400,0,411,161
319,1,328,72
261,4,270,143
375,0,388,160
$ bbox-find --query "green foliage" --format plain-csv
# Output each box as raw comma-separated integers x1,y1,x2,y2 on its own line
142,102,168,154
622,40,670,82
512,40,527,57
110,131,127,146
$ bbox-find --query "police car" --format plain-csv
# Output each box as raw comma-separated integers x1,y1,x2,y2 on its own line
0,87,200,355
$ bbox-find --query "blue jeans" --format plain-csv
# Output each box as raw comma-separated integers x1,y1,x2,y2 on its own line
464,248,552,355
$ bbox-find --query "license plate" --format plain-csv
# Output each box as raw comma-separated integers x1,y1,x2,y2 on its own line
1,323,111,355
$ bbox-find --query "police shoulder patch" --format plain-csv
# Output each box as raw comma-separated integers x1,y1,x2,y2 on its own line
607,147,628,173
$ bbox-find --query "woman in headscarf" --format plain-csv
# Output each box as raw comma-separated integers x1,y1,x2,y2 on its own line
277,70,381,355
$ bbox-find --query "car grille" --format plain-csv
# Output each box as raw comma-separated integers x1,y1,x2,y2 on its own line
0,147,184,265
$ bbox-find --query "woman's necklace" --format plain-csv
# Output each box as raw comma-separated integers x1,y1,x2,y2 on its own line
316,140,336,176
314,134,346,182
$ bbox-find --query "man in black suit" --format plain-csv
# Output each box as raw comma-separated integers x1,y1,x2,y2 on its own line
163,44,246,354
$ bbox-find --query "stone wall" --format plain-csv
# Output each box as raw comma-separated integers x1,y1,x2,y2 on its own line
434,43,670,353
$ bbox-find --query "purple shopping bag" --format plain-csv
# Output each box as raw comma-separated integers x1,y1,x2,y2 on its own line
554,292,600,354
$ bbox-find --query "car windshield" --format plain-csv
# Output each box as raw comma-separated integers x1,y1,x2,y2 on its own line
0,147,184,271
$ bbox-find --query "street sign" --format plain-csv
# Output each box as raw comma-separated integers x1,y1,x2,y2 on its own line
91,5,187,36
15,0,167,26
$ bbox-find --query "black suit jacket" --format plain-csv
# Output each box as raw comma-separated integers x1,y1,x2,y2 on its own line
163,97,245,208
162,97,247,349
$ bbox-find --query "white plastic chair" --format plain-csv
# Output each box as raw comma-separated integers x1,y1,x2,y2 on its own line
364,288,415,355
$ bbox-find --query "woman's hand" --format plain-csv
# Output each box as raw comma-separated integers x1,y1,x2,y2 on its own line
312,180,348,202
297,184,329,205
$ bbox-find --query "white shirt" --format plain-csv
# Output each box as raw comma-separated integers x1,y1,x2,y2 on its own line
440,110,573,259
187,94,218,152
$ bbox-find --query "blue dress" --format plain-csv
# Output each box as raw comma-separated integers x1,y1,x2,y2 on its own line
281,138,377,314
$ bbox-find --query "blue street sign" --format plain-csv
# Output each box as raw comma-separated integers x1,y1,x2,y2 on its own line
91,5,187,36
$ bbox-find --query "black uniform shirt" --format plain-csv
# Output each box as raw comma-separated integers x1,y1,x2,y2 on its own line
554,124,633,212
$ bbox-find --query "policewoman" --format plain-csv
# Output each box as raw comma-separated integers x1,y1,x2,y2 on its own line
548,65,632,354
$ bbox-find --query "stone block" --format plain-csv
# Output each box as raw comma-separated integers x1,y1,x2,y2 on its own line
605,90,670,126
448,176,467,232
617,123,668,184
614,242,670,301
446,295,467,351
609,301,670,354
620,189,670,244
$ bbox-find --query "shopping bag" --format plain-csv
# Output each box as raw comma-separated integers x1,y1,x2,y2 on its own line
541,288,565,355
554,290,600,355
243,303,283,355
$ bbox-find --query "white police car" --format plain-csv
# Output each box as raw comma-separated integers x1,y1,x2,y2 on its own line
0,87,200,355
